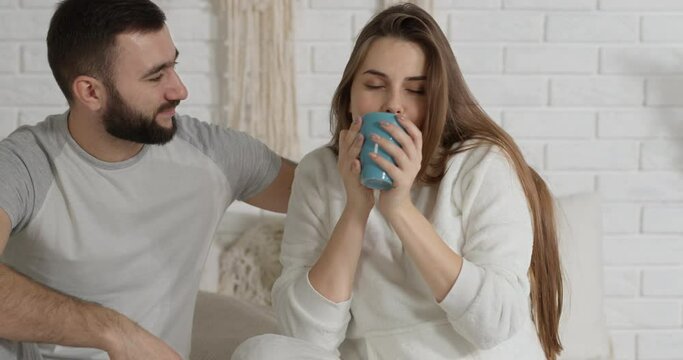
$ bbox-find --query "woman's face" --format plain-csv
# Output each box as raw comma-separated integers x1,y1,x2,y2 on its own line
349,37,427,129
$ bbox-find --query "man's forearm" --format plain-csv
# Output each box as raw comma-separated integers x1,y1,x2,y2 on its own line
0,263,122,352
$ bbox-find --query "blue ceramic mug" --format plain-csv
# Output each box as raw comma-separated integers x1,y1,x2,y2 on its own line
359,112,404,190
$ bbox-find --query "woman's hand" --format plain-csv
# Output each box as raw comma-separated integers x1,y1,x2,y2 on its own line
370,114,423,219
338,116,375,214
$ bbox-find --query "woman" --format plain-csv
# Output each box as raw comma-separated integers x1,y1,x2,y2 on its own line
233,3,563,360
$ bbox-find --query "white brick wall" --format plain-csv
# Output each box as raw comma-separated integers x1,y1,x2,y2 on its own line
505,45,597,74
642,16,683,43
449,12,544,42
550,77,644,107
638,332,683,360
611,331,637,360
546,14,639,43
1,1,683,358
450,44,503,73
0,44,18,73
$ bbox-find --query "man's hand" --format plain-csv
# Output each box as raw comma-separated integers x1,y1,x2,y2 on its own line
105,319,181,360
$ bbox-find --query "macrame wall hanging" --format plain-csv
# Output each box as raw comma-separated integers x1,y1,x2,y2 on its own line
219,0,299,159
381,0,433,12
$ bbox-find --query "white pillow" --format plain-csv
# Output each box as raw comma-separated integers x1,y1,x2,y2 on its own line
218,219,284,307
555,192,612,360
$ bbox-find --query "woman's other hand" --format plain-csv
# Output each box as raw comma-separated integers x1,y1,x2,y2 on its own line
338,116,375,214
371,113,423,218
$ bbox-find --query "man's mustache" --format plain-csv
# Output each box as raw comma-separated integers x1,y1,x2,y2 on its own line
158,100,181,113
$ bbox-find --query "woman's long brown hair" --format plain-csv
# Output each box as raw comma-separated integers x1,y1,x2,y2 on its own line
328,4,563,359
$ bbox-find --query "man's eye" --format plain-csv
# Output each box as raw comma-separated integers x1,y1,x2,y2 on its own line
149,74,163,82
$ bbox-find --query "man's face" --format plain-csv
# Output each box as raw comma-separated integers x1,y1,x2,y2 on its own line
102,80,178,144
103,25,188,144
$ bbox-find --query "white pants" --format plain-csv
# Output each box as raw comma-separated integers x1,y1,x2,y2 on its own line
231,334,339,360
0,340,43,360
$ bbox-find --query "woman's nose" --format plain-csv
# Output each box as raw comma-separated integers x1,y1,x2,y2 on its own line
384,90,403,114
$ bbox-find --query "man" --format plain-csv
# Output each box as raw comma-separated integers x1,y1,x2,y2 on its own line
0,0,296,359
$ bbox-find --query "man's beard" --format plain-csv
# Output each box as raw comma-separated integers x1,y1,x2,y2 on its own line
102,84,180,145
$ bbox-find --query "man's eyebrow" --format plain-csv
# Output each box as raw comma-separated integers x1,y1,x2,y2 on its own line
140,49,180,79
362,69,426,81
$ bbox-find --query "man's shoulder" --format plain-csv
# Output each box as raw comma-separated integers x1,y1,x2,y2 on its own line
171,114,278,174
1,112,68,159
173,114,246,148
174,114,212,137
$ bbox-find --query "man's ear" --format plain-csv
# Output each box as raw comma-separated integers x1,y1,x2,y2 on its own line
72,75,107,112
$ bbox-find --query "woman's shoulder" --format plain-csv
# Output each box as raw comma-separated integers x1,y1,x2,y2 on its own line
298,145,336,167
446,140,513,178
444,141,526,210
294,145,338,180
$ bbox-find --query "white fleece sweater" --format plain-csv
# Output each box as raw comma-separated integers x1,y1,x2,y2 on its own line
272,144,546,360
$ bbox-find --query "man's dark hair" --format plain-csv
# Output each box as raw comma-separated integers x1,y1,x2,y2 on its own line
47,0,166,103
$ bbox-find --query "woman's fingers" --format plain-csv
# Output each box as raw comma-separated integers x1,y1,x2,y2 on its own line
370,133,408,168
377,117,421,162
339,117,366,180
340,116,363,157
350,133,364,158
396,114,423,151
369,152,400,183
351,159,361,175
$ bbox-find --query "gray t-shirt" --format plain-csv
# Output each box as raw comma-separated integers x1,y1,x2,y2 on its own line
0,112,281,359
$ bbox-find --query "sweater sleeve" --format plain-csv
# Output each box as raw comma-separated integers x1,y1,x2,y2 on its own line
271,148,352,354
437,146,535,349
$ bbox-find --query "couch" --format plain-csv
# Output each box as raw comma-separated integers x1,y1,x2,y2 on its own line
190,192,613,360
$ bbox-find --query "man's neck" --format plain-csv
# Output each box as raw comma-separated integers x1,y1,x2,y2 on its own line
67,107,145,163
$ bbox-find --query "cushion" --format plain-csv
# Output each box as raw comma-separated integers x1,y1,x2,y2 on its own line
555,192,612,360
190,291,278,360
217,219,284,307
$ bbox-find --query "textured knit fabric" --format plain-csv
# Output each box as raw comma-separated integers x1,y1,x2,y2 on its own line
0,112,281,360
271,145,546,359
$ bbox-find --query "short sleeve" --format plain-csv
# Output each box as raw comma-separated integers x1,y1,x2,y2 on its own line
0,132,49,233
174,116,282,202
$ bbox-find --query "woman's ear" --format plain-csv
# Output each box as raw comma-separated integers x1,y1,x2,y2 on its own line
72,75,106,112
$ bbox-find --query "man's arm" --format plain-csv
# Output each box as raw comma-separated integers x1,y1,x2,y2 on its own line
244,157,297,213
0,209,181,360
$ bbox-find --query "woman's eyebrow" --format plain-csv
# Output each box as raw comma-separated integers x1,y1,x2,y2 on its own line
362,69,426,81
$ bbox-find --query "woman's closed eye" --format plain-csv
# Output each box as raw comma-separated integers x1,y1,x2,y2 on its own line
364,83,385,90
407,88,425,95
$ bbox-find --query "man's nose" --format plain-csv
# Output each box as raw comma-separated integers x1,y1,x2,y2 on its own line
167,72,188,101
